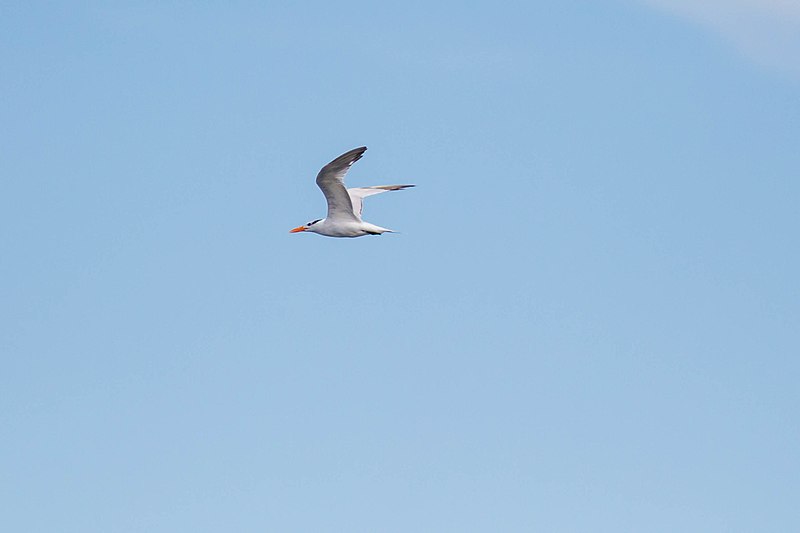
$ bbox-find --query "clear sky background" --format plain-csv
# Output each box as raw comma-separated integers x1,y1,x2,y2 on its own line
2,1,798,531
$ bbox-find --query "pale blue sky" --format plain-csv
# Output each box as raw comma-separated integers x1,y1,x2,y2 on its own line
2,2,799,531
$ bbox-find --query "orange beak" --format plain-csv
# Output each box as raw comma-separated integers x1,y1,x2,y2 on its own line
289,226,307,233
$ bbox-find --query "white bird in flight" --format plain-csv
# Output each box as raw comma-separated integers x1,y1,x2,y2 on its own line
290,146,414,238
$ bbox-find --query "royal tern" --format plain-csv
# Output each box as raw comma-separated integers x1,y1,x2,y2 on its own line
290,146,414,238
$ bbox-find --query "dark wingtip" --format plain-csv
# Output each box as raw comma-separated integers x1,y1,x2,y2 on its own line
345,146,367,164
379,184,415,190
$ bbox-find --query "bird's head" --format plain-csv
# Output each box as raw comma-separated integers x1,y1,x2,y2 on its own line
289,218,322,234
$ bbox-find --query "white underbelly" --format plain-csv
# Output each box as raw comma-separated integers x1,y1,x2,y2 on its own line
319,221,369,237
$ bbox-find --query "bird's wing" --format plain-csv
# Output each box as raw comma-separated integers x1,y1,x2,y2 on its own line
315,147,367,222
347,185,415,219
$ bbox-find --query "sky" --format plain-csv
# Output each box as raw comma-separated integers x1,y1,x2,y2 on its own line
2,1,798,531
643,0,800,76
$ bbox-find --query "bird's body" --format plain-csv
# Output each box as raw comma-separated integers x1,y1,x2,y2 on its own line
304,218,392,238
290,147,414,238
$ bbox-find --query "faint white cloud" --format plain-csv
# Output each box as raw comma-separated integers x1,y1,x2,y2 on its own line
640,0,800,77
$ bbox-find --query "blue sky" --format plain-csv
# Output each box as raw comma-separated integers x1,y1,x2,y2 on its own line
2,1,798,531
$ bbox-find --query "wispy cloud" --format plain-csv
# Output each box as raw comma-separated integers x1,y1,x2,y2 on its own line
640,0,800,77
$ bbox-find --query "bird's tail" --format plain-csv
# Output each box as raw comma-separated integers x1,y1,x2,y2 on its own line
364,223,396,235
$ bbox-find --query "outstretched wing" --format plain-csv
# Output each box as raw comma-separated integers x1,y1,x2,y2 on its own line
347,184,415,220
315,146,367,222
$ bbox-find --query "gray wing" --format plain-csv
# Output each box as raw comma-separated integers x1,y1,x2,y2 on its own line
347,185,415,220
315,147,367,222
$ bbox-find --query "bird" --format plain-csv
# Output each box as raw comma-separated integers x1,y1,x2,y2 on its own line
289,146,414,238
